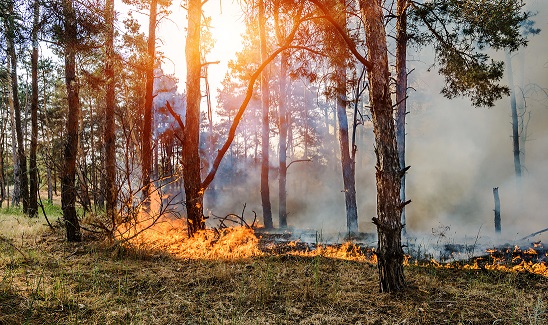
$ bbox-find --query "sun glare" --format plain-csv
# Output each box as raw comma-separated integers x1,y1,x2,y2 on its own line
154,1,246,93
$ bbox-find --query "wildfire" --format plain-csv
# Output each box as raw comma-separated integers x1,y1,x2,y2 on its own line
114,192,547,278
286,241,378,264
414,245,548,277
116,213,262,259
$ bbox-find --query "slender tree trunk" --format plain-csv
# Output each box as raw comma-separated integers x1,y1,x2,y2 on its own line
77,114,91,211
184,0,205,235
42,67,53,204
6,1,30,213
505,52,522,184
259,0,273,229
104,0,117,231
360,0,405,292
61,0,82,242
0,124,5,207
29,0,40,218
493,187,501,234
395,0,408,234
141,0,157,202
335,71,358,235
333,2,358,235
278,53,289,228
47,162,52,204
6,58,20,207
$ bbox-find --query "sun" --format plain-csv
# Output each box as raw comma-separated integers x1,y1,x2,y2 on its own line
155,1,246,95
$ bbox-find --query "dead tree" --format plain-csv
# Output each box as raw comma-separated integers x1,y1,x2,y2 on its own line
493,187,501,234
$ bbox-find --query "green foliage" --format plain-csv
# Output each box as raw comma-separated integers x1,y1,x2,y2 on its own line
0,205,25,216
41,202,63,217
438,49,509,107
410,0,531,107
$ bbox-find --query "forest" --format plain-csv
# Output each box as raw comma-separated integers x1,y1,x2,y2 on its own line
1,0,548,323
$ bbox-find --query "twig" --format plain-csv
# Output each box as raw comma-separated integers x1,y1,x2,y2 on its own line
37,194,55,231
0,235,29,260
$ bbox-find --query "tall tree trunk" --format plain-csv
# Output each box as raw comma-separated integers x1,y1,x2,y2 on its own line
6,58,20,207
42,67,53,204
334,2,358,235
278,52,289,228
259,0,273,229
61,0,82,242
184,0,205,235
141,0,157,202
395,0,408,234
335,69,358,235
0,122,5,207
360,0,405,292
5,1,30,213
505,52,522,185
104,0,117,231
29,0,40,218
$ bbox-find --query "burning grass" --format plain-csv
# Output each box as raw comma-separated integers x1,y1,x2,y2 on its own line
1,213,548,324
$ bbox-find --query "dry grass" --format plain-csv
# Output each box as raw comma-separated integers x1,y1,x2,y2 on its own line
1,214,547,324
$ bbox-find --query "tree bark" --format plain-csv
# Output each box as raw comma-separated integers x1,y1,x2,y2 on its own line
5,0,30,213
395,0,408,234
61,0,82,242
29,0,40,218
184,0,206,235
259,0,273,229
141,0,157,202
360,0,405,292
104,0,117,232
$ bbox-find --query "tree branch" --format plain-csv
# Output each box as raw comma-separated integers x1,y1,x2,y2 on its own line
201,6,306,191
307,0,372,70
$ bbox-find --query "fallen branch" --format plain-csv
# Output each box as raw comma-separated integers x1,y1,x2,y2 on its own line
0,235,29,260
287,159,312,170
520,227,548,241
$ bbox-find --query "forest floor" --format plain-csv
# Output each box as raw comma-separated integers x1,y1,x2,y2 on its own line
1,211,547,325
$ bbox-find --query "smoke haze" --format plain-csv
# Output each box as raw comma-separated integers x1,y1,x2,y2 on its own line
199,0,548,246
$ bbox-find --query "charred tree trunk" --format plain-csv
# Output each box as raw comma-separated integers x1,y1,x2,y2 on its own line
493,187,501,234
29,0,40,218
278,52,289,228
104,0,117,231
360,0,405,292
5,1,30,213
259,0,273,229
61,0,82,242
184,0,206,235
395,0,409,234
141,0,157,202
